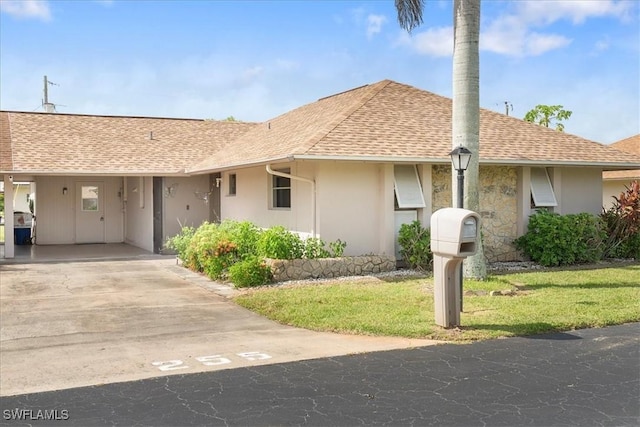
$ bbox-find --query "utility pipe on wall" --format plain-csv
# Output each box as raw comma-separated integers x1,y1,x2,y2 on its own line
266,164,316,238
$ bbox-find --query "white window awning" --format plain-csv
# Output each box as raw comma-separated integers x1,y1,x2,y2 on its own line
394,165,426,209
530,167,558,207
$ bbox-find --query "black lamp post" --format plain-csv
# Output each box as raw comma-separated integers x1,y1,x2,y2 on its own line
449,145,472,209
449,145,472,312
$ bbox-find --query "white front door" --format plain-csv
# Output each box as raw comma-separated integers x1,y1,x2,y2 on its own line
76,182,105,243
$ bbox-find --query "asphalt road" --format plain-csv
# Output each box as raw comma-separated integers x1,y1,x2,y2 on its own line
1,323,638,426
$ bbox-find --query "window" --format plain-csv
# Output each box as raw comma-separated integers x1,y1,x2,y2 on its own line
393,165,426,209
272,169,291,209
228,173,237,196
81,185,99,211
530,167,558,207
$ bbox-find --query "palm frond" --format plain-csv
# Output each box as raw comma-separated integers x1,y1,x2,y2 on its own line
395,0,425,32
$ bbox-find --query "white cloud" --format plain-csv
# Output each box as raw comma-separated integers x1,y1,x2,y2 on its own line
525,32,572,56
396,7,574,58
481,14,527,56
480,4,578,57
366,14,387,39
518,0,634,25
395,26,453,57
480,0,633,56
0,0,51,21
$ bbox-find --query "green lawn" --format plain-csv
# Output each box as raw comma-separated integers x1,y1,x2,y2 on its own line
233,263,640,341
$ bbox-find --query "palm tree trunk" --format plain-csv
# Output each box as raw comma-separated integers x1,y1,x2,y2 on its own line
452,0,486,279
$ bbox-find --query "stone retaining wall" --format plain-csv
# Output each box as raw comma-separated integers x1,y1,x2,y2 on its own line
266,255,396,282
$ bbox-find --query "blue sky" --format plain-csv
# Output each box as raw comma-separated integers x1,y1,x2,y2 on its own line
1,0,638,144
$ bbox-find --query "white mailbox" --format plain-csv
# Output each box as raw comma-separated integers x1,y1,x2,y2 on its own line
430,208,480,258
430,208,481,328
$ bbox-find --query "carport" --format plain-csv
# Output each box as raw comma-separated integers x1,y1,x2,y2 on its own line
0,111,247,261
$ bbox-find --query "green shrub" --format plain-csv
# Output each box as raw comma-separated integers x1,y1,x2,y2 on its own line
329,239,347,257
302,237,331,259
515,210,605,267
228,255,272,287
398,221,432,270
164,226,196,260
187,223,235,279
219,220,262,258
180,222,216,271
626,233,640,260
257,226,304,259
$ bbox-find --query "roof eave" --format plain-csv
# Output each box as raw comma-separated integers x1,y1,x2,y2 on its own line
187,156,294,174
0,169,191,177
293,155,640,168
481,159,640,169
187,154,640,172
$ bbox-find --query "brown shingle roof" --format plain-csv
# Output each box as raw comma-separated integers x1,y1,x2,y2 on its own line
3,80,639,176
0,112,256,175
0,112,13,172
190,80,640,172
603,134,640,180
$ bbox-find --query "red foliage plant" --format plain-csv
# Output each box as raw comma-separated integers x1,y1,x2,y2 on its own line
613,180,640,234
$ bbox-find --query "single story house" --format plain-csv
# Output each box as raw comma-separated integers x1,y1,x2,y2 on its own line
2,79,639,261
602,134,639,209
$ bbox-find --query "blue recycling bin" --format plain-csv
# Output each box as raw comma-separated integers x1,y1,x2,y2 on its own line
14,227,31,245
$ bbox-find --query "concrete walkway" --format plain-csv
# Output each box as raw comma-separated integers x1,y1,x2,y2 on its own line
0,257,436,397
0,242,159,263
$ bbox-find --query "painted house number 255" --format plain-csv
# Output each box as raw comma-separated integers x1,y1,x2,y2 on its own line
152,352,272,371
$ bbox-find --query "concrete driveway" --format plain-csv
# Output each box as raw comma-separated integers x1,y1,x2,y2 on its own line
0,258,435,396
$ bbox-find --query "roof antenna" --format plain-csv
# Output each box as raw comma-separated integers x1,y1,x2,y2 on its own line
43,75,59,113
504,101,513,116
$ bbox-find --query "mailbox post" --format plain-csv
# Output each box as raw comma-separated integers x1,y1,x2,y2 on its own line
430,208,481,328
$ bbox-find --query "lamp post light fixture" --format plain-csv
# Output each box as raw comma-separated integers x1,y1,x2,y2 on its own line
449,145,472,312
449,145,472,209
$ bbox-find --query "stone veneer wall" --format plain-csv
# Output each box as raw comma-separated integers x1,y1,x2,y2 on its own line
266,255,396,282
431,165,519,262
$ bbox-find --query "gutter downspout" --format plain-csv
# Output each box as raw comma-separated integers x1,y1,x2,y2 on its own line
123,177,128,243
266,164,316,237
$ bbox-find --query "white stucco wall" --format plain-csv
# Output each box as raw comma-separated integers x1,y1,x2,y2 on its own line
316,162,393,256
124,176,153,252
219,161,395,257
35,176,124,245
103,178,125,243
554,167,603,215
221,163,314,234
33,177,73,244
163,175,212,242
